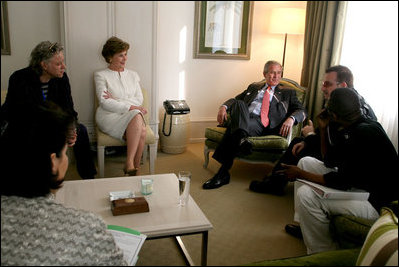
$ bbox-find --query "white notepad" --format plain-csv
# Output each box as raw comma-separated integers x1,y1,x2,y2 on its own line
107,225,147,266
297,179,370,201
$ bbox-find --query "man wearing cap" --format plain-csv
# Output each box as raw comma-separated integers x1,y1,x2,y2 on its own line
278,88,397,254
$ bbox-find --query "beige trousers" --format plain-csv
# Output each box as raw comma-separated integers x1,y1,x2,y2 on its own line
293,156,379,254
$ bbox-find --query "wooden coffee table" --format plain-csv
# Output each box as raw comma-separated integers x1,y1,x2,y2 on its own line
55,173,213,266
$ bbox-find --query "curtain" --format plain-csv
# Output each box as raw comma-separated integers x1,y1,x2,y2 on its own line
300,1,347,123
340,2,398,152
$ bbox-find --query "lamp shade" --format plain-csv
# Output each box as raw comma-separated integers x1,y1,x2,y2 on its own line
269,8,306,35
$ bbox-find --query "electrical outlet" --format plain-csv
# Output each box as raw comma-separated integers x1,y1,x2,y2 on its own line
83,122,96,144
87,126,97,144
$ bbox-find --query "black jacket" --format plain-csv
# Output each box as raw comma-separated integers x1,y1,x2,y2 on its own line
302,88,377,156
2,67,78,121
323,118,398,211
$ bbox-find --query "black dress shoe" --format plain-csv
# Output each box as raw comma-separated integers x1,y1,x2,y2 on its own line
249,179,285,196
203,172,230,189
238,138,253,156
285,224,303,239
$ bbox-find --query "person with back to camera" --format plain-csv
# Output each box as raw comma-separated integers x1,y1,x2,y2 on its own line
202,60,306,189
0,101,127,265
249,65,377,198
95,36,147,176
1,41,97,180
277,88,397,254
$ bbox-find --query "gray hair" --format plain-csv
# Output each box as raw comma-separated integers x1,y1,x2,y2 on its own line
29,41,64,75
263,60,282,74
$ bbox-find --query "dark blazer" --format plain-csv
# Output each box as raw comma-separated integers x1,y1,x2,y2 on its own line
2,67,78,121
223,80,306,130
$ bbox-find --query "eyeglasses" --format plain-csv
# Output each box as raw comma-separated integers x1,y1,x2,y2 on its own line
322,81,340,87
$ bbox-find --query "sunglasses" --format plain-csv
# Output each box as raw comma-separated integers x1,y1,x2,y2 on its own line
322,81,340,87
48,42,58,53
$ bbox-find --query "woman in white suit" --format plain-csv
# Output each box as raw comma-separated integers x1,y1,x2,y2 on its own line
95,36,146,176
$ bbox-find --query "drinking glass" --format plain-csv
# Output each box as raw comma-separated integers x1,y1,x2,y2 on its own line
178,171,191,206
141,178,153,195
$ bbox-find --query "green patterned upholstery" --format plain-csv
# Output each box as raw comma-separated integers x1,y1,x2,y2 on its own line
330,201,398,250
330,214,376,249
242,248,361,266
243,201,398,266
203,78,306,167
356,207,398,266
205,127,288,149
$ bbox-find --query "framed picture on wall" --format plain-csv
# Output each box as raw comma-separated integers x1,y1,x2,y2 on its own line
1,1,11,55
193,1,253,60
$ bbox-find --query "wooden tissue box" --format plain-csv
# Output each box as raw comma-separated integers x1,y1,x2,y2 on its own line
111,197,149,216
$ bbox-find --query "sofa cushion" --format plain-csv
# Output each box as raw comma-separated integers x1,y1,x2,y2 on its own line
205,127,288,150
205,127,227,143
356,207,398,266
330,215,376,249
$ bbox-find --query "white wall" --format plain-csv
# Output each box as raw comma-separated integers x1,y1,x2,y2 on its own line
61,1,155,140
1,1,60,94
62,1,109,137
1,1,306,143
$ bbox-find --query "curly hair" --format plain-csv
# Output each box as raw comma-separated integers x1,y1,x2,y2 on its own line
29,41,64,75
101,36,130,63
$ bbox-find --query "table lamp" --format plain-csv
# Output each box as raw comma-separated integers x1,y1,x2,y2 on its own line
269,8,306,77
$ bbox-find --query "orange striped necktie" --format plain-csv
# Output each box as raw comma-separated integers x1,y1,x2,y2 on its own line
260,86,271,127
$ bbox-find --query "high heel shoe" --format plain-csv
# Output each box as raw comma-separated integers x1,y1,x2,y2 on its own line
123,168,138,176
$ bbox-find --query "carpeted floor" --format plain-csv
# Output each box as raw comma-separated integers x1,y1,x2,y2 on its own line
65,143,307,266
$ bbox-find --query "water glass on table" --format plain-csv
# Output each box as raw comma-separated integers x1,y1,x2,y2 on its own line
178,171,191,206
141,178,153,195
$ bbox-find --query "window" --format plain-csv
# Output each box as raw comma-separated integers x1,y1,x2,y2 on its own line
340,1,398,152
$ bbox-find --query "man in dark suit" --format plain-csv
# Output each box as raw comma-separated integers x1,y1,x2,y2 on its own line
203,60,306,189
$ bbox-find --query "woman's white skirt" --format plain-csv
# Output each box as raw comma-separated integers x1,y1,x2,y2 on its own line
96,108,143,141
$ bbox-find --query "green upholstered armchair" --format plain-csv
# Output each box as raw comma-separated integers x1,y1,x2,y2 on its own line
203,78,307,168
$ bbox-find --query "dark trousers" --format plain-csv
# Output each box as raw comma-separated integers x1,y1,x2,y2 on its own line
212,100,280,170
268,136,323,187
73,123,97,179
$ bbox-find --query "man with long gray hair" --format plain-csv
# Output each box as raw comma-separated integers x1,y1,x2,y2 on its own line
2,41,97,179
